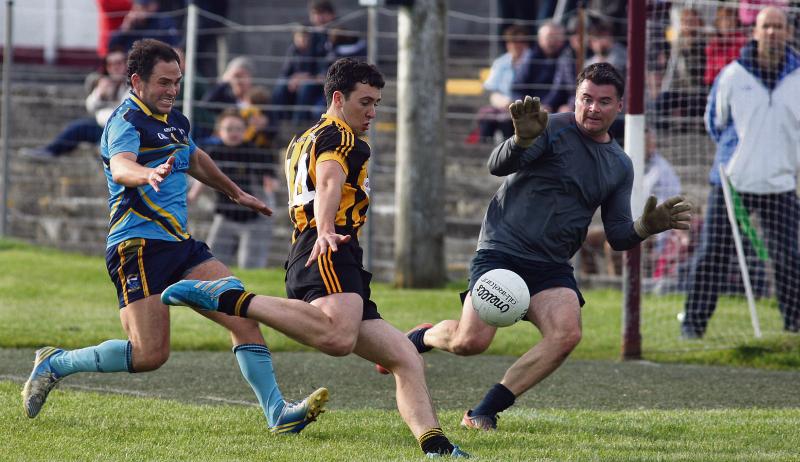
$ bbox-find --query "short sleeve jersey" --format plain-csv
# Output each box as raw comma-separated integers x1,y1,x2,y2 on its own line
100,94,197,248
284,114,371,242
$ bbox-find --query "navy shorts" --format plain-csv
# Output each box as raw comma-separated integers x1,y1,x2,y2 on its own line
105,237,214,308
285,230,381,321
463,249,585,307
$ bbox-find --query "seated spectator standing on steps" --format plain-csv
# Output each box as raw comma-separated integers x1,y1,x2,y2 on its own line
585,19,628,80
21,49,129,160
474,25,532,142
189,110,276,269
200,57,274,148
512,21,569,112
271,25,329,123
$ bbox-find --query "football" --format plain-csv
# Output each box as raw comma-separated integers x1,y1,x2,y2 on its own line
471,269,530,327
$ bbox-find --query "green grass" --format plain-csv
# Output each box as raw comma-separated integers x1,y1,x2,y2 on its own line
1,239,798,368
2,382,799,461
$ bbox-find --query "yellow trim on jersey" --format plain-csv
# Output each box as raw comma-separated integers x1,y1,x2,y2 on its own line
138,190,189,238
130,209,184,241
130,94,169,123
109,195,124,220
109,208,133,234
139,143,182,153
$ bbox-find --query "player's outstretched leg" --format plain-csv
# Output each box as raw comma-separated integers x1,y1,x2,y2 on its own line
161,276,248,312
375,322,433,374
21,347,64,418
270,387,329,435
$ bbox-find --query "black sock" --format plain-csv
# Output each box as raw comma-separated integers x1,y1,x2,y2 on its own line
472,383,516,416
408,327,432,353
217,290,255,317
418,427,454,455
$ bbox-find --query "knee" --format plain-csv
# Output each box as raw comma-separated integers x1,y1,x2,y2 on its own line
131,346,169,372
318,335,357,357
547,328,582,357
451,337,490,356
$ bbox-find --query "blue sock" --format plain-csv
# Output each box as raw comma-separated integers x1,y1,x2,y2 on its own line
49,340,132,377
234,344,285,427
472,383,516,416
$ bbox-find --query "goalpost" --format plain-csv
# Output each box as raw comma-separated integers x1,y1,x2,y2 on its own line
623,0,798,356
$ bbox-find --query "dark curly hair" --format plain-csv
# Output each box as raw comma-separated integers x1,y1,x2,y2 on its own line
576,62,625,99
323,58,385,106
127,39,181,86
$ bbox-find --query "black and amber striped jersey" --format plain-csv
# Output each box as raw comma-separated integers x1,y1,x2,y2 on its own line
284,114,371,242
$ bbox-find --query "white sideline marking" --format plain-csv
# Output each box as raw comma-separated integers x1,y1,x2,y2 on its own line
1,374,256,406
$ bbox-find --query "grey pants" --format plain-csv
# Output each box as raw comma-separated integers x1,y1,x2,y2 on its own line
206,214,272,269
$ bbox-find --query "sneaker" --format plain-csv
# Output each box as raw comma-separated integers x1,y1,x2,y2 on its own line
161,276,244,311
375,322,433,375
270,387,329,435
426,444,471,458
460,409,498,431
21,347,64,418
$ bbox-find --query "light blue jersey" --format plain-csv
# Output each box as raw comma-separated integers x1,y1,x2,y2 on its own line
100,93,196,248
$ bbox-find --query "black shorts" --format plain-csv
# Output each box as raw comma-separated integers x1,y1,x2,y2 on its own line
285,229,381,320
105,237,214,308
462,249,585,307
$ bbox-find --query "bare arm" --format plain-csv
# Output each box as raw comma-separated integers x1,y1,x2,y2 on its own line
109,152,175,192
305,160,351,267
188,147,272,216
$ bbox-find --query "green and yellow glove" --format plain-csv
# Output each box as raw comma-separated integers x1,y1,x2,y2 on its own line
634,195,692,239
509,95,548,148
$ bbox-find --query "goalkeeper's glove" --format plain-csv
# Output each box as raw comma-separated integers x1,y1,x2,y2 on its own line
509,95,548,148
634,195,692,239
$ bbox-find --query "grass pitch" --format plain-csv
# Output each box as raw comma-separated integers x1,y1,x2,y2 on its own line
2,240,800,460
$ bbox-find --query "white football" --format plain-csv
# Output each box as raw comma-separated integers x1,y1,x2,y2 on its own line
471,269,530,327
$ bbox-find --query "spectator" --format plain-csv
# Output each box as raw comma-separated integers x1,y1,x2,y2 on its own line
96,0,132,58
474,25,532,142
681,7,800,339
512,21,569,108
704,6,748,86
308,0,337,57
201,56,274,147
188,110,275,269
20,49,129,160
654,7,708,131
326,27,367,63
739,0,788,26
107,0,181,52
585,19,627,78
271,25,328,123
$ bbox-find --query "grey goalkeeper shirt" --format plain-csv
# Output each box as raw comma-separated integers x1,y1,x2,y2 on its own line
478,112,643,264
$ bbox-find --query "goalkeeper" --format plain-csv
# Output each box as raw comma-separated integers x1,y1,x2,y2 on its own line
387,63,691,431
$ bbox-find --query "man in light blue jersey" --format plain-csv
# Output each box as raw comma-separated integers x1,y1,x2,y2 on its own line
22,39,328,435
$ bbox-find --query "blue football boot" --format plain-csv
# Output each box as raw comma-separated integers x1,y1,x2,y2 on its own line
270,387,329,435
161,276,244,311
21,347,64,418
426,445,471,458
